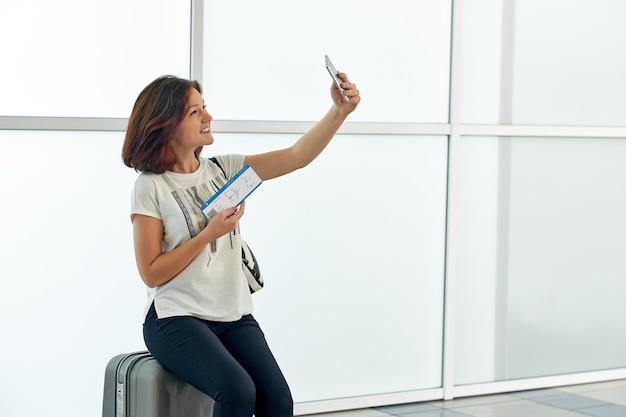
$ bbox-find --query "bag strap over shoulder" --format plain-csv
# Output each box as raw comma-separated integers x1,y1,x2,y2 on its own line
208,157,227,177
210,156,264,294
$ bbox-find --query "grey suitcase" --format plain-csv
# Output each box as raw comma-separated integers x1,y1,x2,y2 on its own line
102,350,214,417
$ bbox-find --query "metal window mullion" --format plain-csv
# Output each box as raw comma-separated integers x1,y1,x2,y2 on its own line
190,0,204,84
442,0,464,401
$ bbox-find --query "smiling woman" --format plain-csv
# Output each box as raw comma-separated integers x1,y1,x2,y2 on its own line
123,76,205,174
168,89,215,174
121,72,360,417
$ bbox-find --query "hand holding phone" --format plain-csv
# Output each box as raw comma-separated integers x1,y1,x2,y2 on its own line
325,55,349,102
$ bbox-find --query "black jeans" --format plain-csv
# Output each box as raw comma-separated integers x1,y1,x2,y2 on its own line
143,303,293,417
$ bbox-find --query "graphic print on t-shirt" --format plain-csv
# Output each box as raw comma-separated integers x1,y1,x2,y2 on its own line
170,178,237,258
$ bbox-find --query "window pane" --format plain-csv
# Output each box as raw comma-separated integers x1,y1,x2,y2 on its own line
205,133,448,400
0,0,190,118
455,136,626,384
461,0,626,126
203,1,451,123
0,130,145,417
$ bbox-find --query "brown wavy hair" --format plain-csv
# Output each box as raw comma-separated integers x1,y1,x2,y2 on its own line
122,75,203,173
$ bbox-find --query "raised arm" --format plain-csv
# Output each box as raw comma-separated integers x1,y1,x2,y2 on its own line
244,72,360,180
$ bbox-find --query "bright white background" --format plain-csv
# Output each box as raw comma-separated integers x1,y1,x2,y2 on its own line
0,0,190,118
0,131,144,417
208,133,448,401
453,0,626,386
202,0,451,123
0,130,448,415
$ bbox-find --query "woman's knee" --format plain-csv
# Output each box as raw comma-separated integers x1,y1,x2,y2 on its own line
258,388,293,417
214,373,256,415
273,391,294,416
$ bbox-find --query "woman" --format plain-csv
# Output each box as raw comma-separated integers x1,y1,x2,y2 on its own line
122,71,360,417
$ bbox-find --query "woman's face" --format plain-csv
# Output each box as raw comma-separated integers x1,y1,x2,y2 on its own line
170,88,214,150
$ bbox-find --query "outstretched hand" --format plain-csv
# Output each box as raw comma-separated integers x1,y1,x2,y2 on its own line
332,72,360,116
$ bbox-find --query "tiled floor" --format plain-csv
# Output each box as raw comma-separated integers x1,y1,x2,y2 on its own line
305,379,626,417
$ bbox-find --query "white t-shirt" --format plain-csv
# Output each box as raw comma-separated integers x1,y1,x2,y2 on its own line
131,155,254,322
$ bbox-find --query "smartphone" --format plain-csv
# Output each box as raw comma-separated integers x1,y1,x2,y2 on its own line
325,55,349,102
